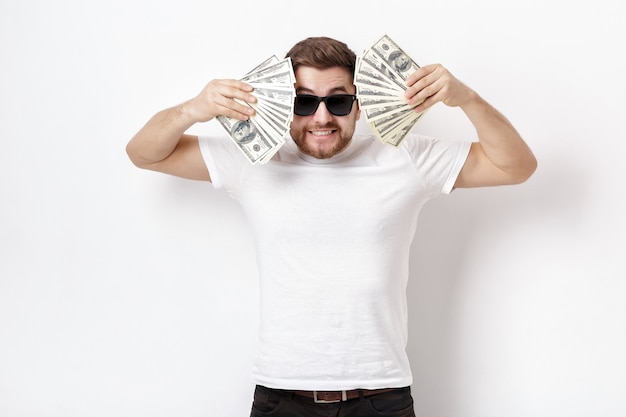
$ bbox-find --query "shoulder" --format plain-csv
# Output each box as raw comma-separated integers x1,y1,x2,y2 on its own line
400,133,471,164
198,135,250,188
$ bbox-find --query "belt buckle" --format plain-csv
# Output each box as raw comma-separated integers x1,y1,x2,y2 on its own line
313,390,347,403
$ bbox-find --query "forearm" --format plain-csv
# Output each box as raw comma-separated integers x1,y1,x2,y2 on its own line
461,91,537,182
126,101,198,168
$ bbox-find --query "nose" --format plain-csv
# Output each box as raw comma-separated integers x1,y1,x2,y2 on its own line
312,101,333,124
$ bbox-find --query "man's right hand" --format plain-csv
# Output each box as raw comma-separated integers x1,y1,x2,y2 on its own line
184,79,257,123
126,78,258,182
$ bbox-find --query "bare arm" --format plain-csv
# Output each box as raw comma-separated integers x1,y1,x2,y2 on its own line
126,79,257,181
404,64,537,188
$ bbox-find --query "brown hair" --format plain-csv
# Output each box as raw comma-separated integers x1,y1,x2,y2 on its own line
285,36,357,77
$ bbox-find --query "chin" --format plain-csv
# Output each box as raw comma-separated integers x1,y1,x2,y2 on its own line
298,138,350,159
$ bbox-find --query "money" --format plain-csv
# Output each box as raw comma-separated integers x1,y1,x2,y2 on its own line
218,56,295,164
355,35,427,146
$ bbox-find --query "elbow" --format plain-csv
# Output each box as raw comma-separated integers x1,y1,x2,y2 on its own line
125,142,141,168
511,153,538,184
526,154,539,180
125,141,150,170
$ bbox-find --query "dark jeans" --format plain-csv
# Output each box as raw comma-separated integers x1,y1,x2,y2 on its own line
250,385,416,417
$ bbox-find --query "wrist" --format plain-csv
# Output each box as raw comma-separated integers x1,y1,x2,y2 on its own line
177,95,216,125
459,90,488,115
176,99,201,124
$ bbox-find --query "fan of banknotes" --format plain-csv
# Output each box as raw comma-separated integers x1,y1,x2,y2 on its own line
220,35,425,164
355,34,427,147
217,55,296,164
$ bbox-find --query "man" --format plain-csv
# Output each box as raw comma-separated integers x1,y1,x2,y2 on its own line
126,36,536,417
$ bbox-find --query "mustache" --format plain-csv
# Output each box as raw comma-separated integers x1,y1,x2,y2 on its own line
307,123,339,130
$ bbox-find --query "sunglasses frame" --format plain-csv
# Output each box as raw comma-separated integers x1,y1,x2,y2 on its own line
294,94,357,116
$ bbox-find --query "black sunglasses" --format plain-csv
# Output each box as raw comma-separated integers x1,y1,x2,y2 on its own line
294,94,357,116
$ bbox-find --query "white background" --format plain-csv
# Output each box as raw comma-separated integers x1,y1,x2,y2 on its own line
1,0,625,416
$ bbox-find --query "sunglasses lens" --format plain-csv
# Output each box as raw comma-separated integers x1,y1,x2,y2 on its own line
294,95,320,116
326,95,354,116
294,95,355,116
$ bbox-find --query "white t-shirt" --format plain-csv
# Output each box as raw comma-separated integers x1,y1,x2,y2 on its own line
198,133,471,390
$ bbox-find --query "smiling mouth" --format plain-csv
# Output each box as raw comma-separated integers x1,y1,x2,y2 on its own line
309,129,336,138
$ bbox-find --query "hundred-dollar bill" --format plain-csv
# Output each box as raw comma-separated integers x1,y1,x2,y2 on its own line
245,55,279,77
359,49,408,92
371,114,413,145
384,113,425,147
355,34,428,147
219,55,295,164
354,57,404,92
245,71,294,86
248,115,284,165
369,34,421,81
355,72,402,93
240,94,292,128
356,84,405,98
254,97,292,119
363,102,415,123
217,116,276,164
357,95,407,109
252,101,291,126
372,108,415,138
241,58,295,85
251,86,295,106
250,103,288,141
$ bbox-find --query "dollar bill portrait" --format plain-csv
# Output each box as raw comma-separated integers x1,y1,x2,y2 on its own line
388,50,411,73
231,120,256,144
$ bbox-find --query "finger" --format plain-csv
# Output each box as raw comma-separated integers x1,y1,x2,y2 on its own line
404,68,439,102
219,105,255,121
216,80,257,104
404,66,427,86
215,96,255,120
218,78,254,92
411,92,437,114
405,64,438,86
410,78,448,112
405,75,441,106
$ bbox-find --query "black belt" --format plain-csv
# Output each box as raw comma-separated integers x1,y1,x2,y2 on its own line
293,388,398,403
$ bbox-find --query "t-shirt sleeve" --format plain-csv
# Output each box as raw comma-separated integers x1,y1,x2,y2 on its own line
402,133,471,195
197,135,248,197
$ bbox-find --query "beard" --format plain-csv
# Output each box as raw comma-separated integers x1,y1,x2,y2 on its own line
290,122,355,159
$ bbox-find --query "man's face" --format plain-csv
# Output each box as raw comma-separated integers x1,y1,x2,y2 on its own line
289,66,360,159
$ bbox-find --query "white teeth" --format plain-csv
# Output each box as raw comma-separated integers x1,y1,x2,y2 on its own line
311,130,332,136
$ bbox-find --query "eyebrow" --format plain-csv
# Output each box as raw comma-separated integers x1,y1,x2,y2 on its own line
295,86,350,95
